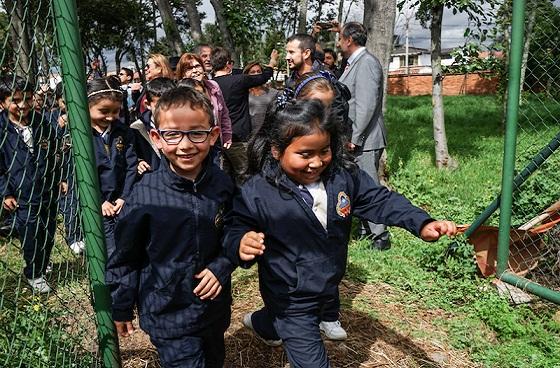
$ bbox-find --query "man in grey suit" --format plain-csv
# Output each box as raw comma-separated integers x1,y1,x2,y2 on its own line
338,22,390,250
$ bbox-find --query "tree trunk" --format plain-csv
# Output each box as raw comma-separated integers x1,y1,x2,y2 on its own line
6,0,33,77
316,0,324,22
363,0,395,114
115,48,124,72
363,0,396,183
155,0,184,55
337,0,345,24
431,4,455,169
184,0,203,44
297,0,308,33
209,0,239,64
519,0,537,102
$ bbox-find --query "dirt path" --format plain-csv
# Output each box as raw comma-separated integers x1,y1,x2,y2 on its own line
120,275,479,368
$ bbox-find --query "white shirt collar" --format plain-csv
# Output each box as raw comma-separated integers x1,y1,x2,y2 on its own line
347,47,366,66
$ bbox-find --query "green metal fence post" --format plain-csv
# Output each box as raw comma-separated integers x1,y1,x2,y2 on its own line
52,0,121,367
497,0,526,276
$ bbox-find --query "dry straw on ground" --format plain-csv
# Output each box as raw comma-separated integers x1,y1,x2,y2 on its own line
119,271,479,368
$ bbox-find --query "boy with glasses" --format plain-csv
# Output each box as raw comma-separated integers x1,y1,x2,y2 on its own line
107,87,236,368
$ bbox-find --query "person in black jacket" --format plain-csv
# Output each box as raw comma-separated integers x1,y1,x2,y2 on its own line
0,76,65,293
224,99,457,368
107,87,236,368
212,47,279,184
130,77,176,175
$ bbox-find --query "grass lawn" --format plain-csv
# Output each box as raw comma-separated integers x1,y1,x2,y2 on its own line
342,95,560,367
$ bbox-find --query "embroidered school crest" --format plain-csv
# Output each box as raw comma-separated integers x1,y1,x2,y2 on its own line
336,191,351,218
115,136,124,152
214,204,225,230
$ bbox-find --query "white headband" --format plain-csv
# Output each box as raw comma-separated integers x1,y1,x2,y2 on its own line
87,88,123,98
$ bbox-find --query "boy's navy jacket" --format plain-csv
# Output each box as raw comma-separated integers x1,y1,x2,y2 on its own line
106,158,236,339
130,110,161,172
223,162,433,314
0,111,62,206
92,122,137,202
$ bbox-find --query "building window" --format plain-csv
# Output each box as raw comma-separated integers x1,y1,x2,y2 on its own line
399,55,418,67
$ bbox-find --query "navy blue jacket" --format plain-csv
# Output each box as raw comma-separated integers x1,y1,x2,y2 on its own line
107,158,236,339
47,109,75,181
92,122,137,202
130,110,161,172
224,163,433,314
0,111,62,207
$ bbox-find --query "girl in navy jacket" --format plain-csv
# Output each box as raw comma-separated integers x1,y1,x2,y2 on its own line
224,99,457,368
87,78,137,257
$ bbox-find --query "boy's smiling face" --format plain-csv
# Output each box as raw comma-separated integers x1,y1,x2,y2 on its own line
1,90,33,124
150,105,219,181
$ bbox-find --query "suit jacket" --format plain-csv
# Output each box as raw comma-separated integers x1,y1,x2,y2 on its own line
339,49,387,150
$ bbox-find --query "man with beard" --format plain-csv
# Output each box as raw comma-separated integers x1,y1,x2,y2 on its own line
284,34,316,89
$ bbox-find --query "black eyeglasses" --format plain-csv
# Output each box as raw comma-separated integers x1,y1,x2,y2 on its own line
158,128,213,145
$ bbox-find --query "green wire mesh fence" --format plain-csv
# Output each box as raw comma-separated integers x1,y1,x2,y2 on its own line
0,0,105,366
464,0,560,304
498,0,560,302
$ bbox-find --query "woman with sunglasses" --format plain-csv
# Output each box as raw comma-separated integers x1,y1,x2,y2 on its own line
177,53,233,152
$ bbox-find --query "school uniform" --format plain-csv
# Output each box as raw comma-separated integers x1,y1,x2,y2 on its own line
0,110,62,279
92,121,137,257
48,109,82,246
106,157,235,368
130,110,161,172
224,162,434,368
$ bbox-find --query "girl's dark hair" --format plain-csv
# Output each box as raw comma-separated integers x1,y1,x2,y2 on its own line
146,77,176,102
0,75,34,101
86,77,123,105
247,99,355,178
177,78,208,95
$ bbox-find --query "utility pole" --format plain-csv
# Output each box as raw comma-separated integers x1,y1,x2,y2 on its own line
405,15,409,75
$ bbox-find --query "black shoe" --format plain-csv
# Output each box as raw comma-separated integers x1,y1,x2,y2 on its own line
370,238,391,251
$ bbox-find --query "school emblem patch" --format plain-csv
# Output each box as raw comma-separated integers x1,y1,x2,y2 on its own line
336,191,351,218
115,136,124,152
214,204,225,230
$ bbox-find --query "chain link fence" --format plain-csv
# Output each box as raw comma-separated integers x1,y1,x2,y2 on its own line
0,0,104,366
503,0,560,299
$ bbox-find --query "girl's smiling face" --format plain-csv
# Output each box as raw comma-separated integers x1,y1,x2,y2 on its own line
273,129,332,185
89,98,121,132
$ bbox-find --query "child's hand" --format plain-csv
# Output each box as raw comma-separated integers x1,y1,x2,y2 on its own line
137,160,151,175
57,114,67,128
114,320,135,337
113,199,125,215
239,231,265,261
223,141,232,149
3,196,17,211
420,220,458,241
101,201,116,217
193,268,222,300
59,181,68,195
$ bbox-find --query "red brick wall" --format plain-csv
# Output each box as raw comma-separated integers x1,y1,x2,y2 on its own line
387,73,499,96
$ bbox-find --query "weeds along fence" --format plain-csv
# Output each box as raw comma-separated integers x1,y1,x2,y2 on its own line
465,0,560,304
0,0,119,367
